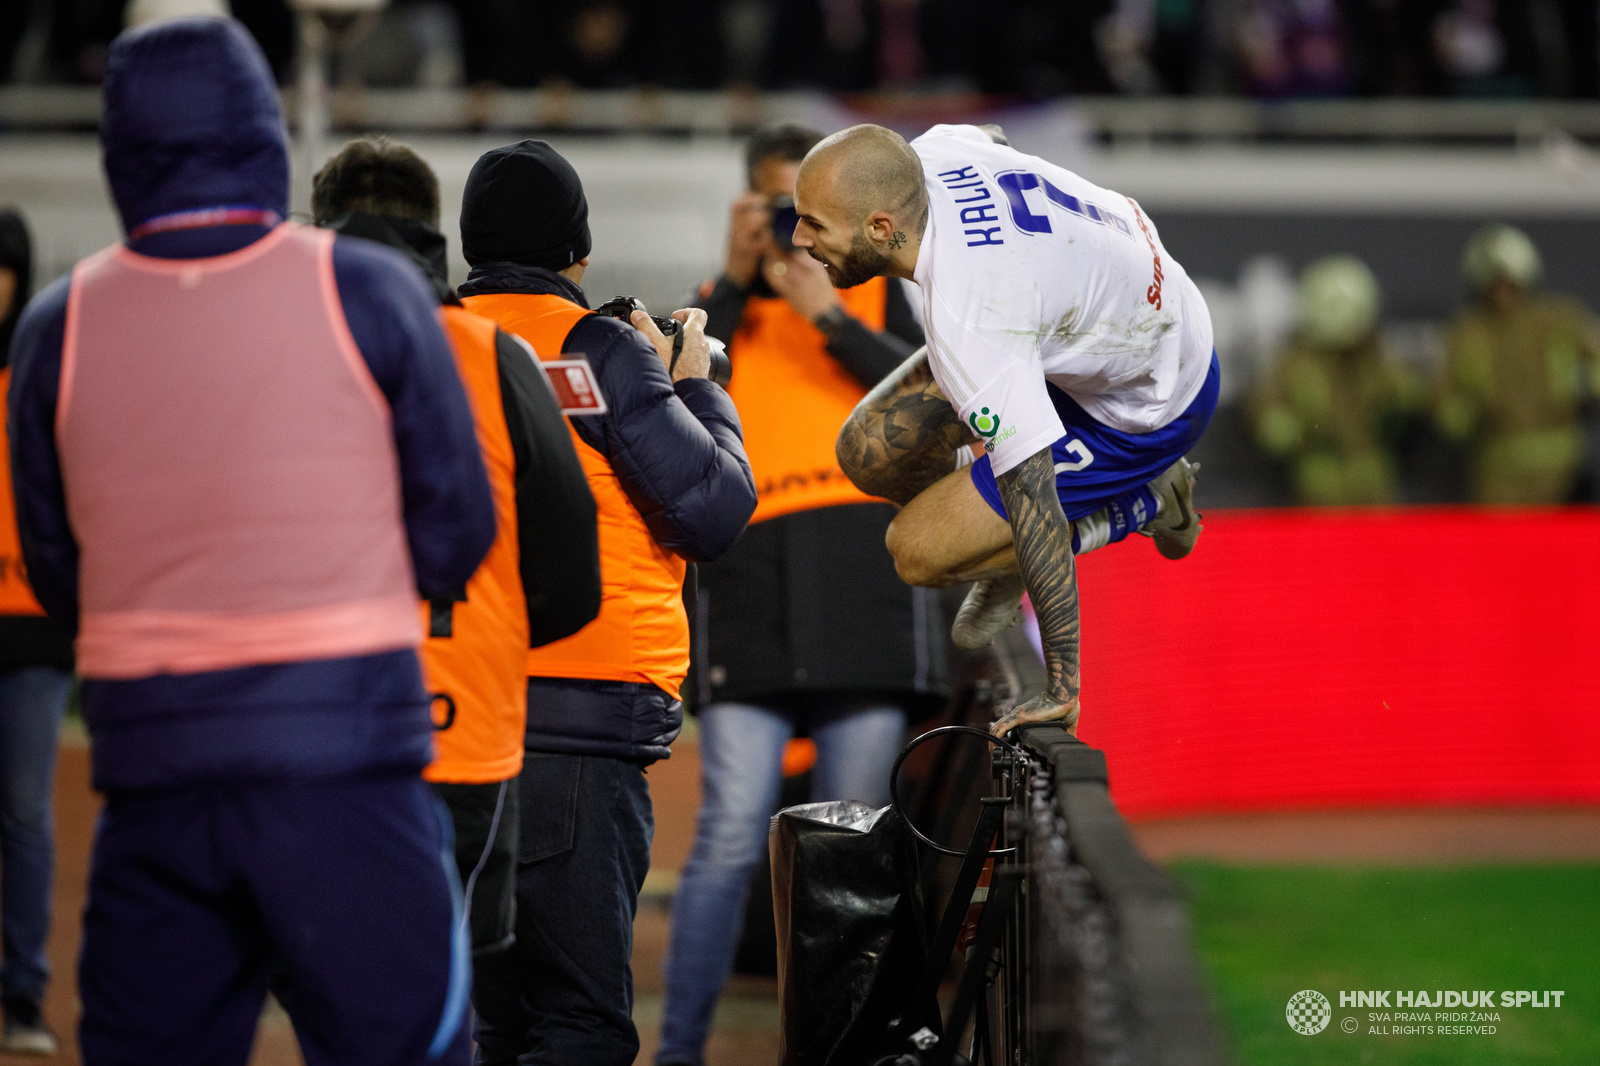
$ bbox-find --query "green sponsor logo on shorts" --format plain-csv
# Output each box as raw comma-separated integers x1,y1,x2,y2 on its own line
969,406,1001,438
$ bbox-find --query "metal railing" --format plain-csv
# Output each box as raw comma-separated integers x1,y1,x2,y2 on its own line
885,626,1224,1066
6,85,1600,143
1005,723,1223,1066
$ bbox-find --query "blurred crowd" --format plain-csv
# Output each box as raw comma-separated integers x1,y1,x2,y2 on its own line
1247,224,1600,506
6,0,1600,98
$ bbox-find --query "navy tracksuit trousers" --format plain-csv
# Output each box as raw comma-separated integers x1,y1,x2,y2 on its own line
78,772,471,1066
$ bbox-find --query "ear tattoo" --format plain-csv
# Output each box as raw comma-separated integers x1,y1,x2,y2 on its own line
888,230,906,250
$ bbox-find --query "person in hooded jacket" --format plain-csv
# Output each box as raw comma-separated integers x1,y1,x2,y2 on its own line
0,207,75,1057
7,19,494,1066
455,140,758,1066
312,133,602,1002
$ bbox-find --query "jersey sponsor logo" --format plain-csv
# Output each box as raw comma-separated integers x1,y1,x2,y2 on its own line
937,165,1004,247
984,425,1017,452
995,171,1135,242
969,406,1017,453
1126,199,1164,310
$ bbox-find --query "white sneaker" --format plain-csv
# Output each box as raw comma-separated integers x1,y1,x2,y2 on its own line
1,1018,58,1057
1138,457,1202,560
950,574,1026,650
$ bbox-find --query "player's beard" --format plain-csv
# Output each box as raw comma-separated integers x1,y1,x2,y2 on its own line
812,232,891,290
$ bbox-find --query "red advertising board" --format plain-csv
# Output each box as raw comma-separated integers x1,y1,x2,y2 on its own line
1072,508,1600,818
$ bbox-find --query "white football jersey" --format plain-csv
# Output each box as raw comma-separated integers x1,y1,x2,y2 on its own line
909,124,1214,477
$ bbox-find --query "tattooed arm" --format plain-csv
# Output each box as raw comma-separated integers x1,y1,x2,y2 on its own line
836,347,976,506
992,448,1081,736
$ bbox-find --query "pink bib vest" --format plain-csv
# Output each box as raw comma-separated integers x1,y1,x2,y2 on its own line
58,223,420,679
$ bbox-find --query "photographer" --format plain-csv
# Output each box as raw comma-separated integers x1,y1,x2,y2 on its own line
455,140,757,1066
311,137,601,1013
658,125,947,1066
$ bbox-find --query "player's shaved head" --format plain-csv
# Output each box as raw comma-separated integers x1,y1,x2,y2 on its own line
792,124,927,289
801,124,926,226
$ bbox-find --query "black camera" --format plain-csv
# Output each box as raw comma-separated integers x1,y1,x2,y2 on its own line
595,296,732,387
769,195,801,251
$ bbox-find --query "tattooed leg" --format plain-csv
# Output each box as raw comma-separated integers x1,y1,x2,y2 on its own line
990,448,1081,737
836,347,976,506
884,465,1015,587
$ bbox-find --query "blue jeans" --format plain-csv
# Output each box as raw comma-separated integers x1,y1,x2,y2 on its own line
656,701,907,1066
474,753,654,1066
0,666,71,1010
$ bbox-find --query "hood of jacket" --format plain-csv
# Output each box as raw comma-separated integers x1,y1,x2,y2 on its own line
100,17,288,236
325,211,457,306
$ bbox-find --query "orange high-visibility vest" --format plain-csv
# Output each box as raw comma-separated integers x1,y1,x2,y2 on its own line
726,276,888,524
461,291,691,699
0,366,48,619
421,306,529,784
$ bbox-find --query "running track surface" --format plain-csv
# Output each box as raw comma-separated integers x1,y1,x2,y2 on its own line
37,736,1599,1066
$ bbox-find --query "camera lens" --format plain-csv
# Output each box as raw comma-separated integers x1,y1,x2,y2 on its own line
770,195,800,252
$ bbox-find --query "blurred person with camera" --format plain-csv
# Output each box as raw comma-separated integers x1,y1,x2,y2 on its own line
1,207,73,1057
655,124,949,1066
454,139,758,1066
311,136,602,1012
1251,255,1425,505
1437,225,1600,504
8,20,494,1064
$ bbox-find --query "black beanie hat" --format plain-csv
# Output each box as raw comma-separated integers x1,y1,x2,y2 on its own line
460,140,591,270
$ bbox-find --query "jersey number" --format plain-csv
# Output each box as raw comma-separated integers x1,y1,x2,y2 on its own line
1054,440,1094,473
995,171,1135,241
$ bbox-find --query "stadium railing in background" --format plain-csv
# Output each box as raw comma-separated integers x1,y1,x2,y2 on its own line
8,86,1600,143
886,626,1224,1066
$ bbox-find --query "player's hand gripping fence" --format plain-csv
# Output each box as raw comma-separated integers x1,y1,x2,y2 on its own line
875,625,1226,1066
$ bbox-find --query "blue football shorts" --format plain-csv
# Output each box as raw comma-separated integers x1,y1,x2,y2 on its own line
970,351,1219,545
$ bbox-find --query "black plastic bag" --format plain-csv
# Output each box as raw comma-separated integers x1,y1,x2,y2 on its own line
771,801,926,1066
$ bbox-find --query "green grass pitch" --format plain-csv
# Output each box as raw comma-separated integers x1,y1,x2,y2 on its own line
1170,863,1600,1064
